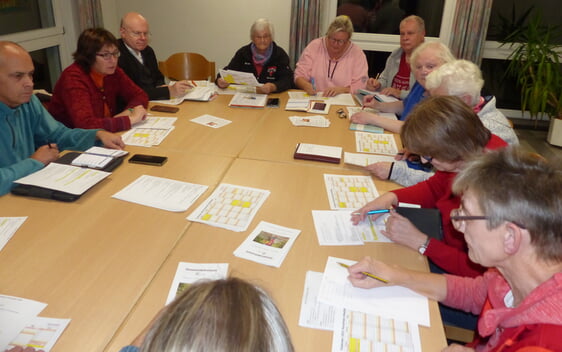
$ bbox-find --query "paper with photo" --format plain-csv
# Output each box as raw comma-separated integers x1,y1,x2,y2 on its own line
299,271,338,330
112,175,208,212
191,114,232,128
0,217,27,252
165,262,229,304
312,210,390,245
0,295,47,350
323,174,379,210
343,152,396,167
187,183,270,232
331,308,421,352
7,316,71,352
14,163,110,195
289,115,331,127
233,221,301,267
318,257,430,326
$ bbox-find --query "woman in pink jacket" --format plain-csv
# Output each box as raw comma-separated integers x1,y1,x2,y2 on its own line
294,15,368,97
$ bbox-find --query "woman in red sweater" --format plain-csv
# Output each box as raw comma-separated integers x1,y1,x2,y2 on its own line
49,28,148,132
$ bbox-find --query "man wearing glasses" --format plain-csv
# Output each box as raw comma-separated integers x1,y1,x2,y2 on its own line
347,148,562,352
118,12,192,100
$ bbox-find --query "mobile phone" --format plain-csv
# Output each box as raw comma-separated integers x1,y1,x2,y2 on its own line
150,105,179,113
266,98,280,108
128,154,168,166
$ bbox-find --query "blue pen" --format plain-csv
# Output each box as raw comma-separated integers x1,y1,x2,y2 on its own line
310,77,316,92
352,209,391,215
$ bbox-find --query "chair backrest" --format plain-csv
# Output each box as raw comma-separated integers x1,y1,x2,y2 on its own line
158,52,215,81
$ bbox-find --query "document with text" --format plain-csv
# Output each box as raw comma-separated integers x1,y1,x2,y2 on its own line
0,217,27,252
165,262,229,304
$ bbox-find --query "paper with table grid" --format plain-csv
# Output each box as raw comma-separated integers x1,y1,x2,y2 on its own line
355,132,399,155
187,183,270,232
323,174,379,210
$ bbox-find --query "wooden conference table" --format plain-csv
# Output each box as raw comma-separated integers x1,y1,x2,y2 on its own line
0,92,447,352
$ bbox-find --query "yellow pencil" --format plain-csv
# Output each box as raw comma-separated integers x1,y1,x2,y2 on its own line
338,262,388,283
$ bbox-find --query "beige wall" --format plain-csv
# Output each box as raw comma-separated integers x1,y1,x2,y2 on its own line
102,0,292,72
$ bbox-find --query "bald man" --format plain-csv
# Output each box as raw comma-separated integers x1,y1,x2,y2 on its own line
0,41,124,196
118,12,191,100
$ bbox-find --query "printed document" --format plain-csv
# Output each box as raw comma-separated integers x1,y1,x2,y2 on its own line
14,163,110,195
323,174,379,210
121,126,175,147
70,146,129,169
299,271,338,330
287,92,356,106
191,114,232,128
0,217,27,252
355,132,399,155
288,115,331,127
233,221,301,267
7,317,70,352
0,295,46,350
112,175,208,212
312,210,390,245
134,116,177,129
343,152,396,167
165,262,229,304
318,257,430,326
331,308,421,352
219,69,262,87
187,183,270,232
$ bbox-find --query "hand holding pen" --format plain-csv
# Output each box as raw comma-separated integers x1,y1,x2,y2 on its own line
346,256,392,289
31,143,59,165
308,77,317,96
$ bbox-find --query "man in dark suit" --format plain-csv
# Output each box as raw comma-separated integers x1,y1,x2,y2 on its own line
118,12,191,100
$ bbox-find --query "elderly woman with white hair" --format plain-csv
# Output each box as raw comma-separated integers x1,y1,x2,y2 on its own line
216,18,293,94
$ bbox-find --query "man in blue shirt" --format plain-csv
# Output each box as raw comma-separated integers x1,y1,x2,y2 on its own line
0,41,124,195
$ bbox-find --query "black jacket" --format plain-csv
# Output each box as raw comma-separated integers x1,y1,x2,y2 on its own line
220,42,294,92
117,39,169,100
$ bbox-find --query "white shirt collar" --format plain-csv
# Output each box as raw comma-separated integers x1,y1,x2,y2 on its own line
124,42,143,64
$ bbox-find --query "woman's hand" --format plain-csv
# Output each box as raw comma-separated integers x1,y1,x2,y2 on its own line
127,105,147,125
383,212,429,251
351,193,397,225
365,161,392,180
216,77,230,89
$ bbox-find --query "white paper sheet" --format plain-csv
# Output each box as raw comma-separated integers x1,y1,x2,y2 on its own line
112,175,208,212
343,152,396,167
318,257,430,327
121,126,175,147
228,93,267,108
233,221,301,267
134,116,177,129
298,271,338,330
165,262,229,304
0,217,27,252
288,115,331,127
14,163,111,195
190,114,232,128
187,183,270,232
219,69,262,87
7,316,71,352
331,308,421,352
0,295,47,350
355,132,399,155
312,210,390,246
323,174,379,210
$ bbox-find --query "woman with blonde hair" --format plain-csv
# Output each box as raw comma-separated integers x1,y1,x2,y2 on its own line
119,277,294,352
294,15,368,97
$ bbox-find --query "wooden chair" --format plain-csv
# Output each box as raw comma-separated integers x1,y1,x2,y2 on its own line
158,52,215,81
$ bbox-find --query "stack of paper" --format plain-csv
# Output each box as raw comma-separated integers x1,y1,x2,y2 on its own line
151,86,217,105
233,221,301,267
288,115,331,127
355,132,399,155
343,152,396,167
229,93,267,108
219,69,262,87
70,146,128,169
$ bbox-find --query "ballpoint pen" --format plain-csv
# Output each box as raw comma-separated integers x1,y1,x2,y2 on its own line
338,262,388,283
351,209,391,216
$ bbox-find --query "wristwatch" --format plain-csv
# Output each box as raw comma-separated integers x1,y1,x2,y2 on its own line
418,237,430,254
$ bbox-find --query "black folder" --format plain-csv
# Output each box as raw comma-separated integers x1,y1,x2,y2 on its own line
396,207,443,240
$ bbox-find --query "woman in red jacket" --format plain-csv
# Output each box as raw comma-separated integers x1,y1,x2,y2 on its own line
49,28,148,132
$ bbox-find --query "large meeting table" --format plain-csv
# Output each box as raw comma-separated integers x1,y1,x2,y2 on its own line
0,92,447,352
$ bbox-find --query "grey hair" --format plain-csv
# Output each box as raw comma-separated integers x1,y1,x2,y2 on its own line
251,18,274,40
410,41,455,71
400,15,425,32
453,147,562,264
326,15,354,38
425,60,484,107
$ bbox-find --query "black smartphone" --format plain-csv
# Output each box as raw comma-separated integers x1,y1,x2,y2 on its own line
128,154,168,166
150,105,179,113
266,98,280,108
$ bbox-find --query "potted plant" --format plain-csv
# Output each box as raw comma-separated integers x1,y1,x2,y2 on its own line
500,11,562,146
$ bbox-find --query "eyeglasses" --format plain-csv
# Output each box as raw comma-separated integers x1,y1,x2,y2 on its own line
422,155,433,163
96,51,121,60
450,207,526,231
336,108,347,119
124,28,151,39
328,37,348,45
